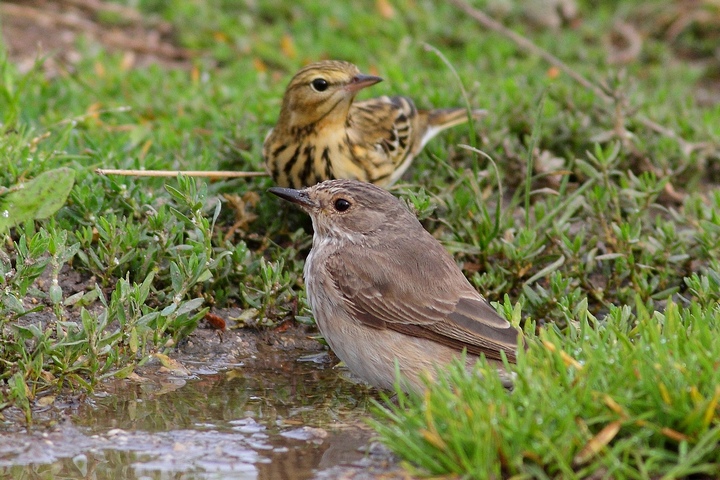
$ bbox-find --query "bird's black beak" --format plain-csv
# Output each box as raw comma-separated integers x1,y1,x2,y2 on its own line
268,187,316,209
345,74,383,93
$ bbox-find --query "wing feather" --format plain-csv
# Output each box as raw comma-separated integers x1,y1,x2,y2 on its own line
326,233,521,362
347,96,420,183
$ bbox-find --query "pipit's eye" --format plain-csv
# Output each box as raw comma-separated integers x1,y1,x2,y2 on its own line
333,198,351,212
311,78,329,92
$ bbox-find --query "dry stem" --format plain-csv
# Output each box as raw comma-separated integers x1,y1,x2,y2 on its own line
96,169,268,179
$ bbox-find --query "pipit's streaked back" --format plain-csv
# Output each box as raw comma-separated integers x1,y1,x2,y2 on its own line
263,60,486,188
269,180,523,392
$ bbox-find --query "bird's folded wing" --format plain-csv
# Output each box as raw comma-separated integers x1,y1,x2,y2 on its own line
349,96,418,170
327,250,520,362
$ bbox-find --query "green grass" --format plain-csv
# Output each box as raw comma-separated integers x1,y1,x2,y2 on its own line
1,0,719,476
371,298,720,478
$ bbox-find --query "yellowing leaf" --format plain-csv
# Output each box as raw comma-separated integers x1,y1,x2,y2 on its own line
420,429,447,449
603,394,627,418
703,386,720,427
129,327,139,354
560,350,583,370
191,65,200,84
659,382,672,405
661,427,690,442
573,421,621,466
37,396,55,407
542,340,582,369
690,386,702,405
153,353,191,376
121,52,136,71
213,31,229,42
280,34,297,59
376,0,395,19
94,61,106,78
140,139,153,160
253,58,268,73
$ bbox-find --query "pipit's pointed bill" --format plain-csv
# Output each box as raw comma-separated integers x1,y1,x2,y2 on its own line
263,60,487,189
269,180,523,392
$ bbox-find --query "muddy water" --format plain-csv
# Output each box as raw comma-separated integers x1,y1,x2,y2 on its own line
0,328,406,479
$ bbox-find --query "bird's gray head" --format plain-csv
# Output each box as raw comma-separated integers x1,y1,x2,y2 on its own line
268,179,418,244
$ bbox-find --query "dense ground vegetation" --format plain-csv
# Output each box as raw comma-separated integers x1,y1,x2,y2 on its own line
1,0,719,477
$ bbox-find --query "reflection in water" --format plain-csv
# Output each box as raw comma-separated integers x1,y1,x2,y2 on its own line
0,349,398,479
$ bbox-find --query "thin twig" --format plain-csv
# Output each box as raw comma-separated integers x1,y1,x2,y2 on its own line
449,0,709,154
96,169,268,179
448,0,612,102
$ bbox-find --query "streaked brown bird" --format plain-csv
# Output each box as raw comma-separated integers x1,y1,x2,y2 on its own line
263,60,486,188
269,179,523,392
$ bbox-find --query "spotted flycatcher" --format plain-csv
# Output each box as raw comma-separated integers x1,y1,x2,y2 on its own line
269,179,522,392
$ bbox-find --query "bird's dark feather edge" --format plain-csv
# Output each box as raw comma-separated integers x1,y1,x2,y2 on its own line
349,96,416,169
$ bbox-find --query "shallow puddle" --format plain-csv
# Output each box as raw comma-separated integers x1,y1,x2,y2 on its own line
0,330,405,479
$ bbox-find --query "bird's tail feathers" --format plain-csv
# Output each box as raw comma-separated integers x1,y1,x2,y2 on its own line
425,107,487,129
419,108,487,148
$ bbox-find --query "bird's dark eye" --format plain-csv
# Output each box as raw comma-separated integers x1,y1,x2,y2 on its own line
334,198,351,212
311,78,329,92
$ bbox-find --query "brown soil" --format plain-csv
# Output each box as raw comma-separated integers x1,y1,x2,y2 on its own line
1,0,192,77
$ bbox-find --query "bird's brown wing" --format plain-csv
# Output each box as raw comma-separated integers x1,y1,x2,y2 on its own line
348,96,420,184
325,235,521,362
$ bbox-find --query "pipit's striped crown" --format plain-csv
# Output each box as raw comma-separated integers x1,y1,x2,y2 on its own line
263,60,486,188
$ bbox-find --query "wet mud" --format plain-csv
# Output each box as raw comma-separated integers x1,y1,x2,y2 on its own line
0,322,410,479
